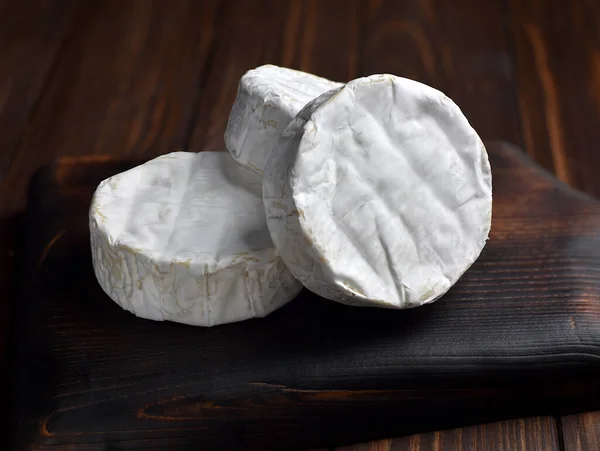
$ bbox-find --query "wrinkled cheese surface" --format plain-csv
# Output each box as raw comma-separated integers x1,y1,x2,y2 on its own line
90,151,302,326
225,64,342,175
263,74,492,308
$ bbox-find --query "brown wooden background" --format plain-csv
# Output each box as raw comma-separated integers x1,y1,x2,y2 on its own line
1,0,600,449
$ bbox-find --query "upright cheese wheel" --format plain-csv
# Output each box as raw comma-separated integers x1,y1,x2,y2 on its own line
263,74,492,309
225,64,342,175
90,151,302,326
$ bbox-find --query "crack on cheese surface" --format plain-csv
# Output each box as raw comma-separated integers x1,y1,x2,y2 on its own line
225,64,343,176
90,151,302,326
263,74,492,309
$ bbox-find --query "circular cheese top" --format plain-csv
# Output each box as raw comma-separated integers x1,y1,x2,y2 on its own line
93,151,274,267
263,74,492,308
90,151,302,326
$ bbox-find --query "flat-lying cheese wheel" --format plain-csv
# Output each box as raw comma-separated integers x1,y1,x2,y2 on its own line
263,74,492,309
90,151,302,326
225,64,342,175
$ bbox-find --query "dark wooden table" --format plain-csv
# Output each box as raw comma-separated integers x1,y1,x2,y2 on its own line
2,0,600,449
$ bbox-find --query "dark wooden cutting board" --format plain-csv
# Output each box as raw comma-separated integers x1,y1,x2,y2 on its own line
9,142,600,450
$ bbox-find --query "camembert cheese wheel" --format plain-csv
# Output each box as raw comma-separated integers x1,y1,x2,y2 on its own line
90,151,302,326
263,74,492,309
225,64,342,175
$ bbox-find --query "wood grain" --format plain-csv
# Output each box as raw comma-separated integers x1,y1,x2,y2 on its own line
363,0,521,144
0,0,78,183
10,142,600,450
0,0,219,214
562,412,600,451
337,416,560,451
188,0,288,151
510,3,600,445
510,0,600,195
279,0,362,82
188,0,362,152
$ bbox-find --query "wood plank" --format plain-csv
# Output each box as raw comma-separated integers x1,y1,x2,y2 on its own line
510,3,600,447
337,416,560,451
510,0,600,195
0,0,78,184
13,143,600,449
562,411,600,451
189,0,362,152
0,0,219,214
363,0,521,145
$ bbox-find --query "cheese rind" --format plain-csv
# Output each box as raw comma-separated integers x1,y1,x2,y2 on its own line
90,151,302,326
263,74,492,308
225,64,342,175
